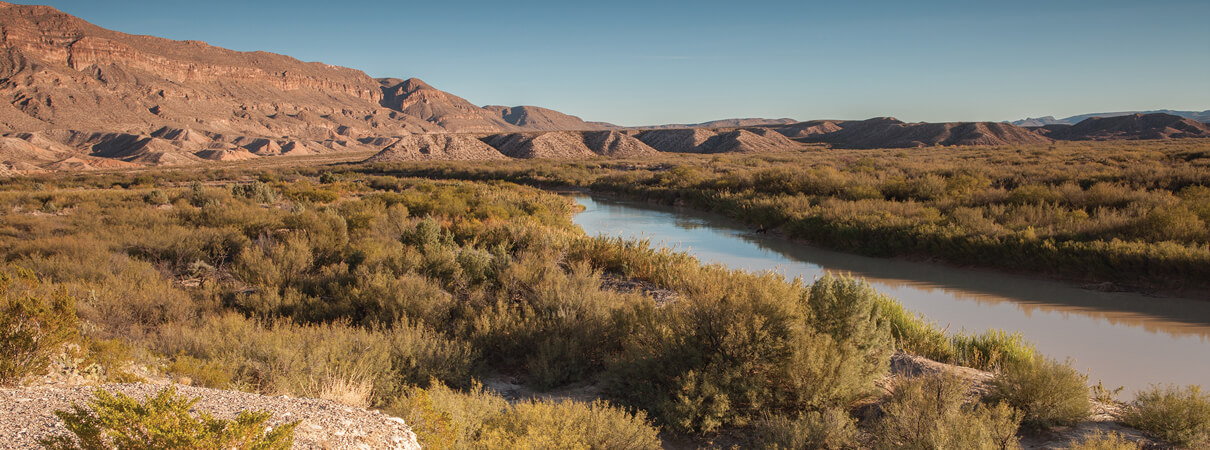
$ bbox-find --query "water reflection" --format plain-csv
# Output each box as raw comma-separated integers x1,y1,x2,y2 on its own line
569,195,1210,396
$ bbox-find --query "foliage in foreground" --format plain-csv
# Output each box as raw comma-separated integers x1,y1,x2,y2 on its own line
1066,431,1143,450
394,381,662,450
874,373,1021,450
753,408,858,449
605,274,894,433
40,386,297,450
988,356,1091,430
0,269,78,386
1121,385,1210,449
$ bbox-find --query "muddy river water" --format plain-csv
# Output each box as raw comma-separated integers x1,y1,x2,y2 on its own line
569,195,1210,397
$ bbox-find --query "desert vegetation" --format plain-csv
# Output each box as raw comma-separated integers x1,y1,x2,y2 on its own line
0,157,1204,447
41,387,296,449
364,139,1210,294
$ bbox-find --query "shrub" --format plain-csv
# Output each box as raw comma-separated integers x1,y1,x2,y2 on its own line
478,398,661,450
606,269,885,433
875,374,1021,449
394,382,661,450
806,274,893,384
0,270,78,386
753,408,857,449
987,357,1091,430
41,387,297,449
950,329,1036,371
144,189,170,205
231,181,278,204
1121,385,1210,449
1067,431,1142,450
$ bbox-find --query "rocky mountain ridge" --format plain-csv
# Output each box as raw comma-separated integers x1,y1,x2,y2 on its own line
0,2,1206,172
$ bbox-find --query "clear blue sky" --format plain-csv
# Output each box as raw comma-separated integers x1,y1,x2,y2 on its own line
16,0,1210,126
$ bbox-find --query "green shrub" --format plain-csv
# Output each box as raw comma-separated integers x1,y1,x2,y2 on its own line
1121,385,1210,449
606,270,885,433
875,374,1022,450
806,274,893,385
231,181,278,204
41,387,296,449
950,329,1037,371
393,382,661,450
754,408,857,449
478,398,661,450
0,270,78,386
144,189,170,205
988,357,1091,430
153,313,477,403
1067,431,1142,450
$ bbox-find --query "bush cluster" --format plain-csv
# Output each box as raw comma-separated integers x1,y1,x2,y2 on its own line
42,387,296,449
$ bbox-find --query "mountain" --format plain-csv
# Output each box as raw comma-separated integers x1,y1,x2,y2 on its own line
364,135,507,162
644,118,798,129
1011,110,1210,126
0,2,623,171
377,78,521,133
791,118,1052,149
1036,113,1210,141
635,128,801,154
482,105,616,131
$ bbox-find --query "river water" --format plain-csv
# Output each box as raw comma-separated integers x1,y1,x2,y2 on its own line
569,195,1210,397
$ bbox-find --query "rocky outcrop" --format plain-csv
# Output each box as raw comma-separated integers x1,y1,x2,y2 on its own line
634,129,722,153
581,130,659,157
482,131,599,159
0,383,421,449
367,134,507,162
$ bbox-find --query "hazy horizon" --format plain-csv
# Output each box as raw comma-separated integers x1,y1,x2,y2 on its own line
13,0,1210,126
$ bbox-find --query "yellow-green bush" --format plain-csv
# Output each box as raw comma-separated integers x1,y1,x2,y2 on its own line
988,357,1091,430
875,374,1021,449
1121,385,1210,449
1066,431,1142,450
394,382,661,450
41,387,296,450
753,408,858,449
0,269,78,385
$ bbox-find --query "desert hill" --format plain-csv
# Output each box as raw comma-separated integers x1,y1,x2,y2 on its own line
784,118,1053,149
1013,110,1210,126
644,118,798,129
483,105,616,131
1035,113,1210,140
635,127,801,154
0,2,632,171
0,2,1206,172
364,134,507,162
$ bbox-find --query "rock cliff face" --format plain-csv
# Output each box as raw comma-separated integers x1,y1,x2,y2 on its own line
0,2,625,171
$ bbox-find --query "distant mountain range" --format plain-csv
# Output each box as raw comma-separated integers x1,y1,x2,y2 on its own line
1012,110,1210,127
0,1,1208,173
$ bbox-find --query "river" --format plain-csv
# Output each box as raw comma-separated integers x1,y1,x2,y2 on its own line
569,194,1210,397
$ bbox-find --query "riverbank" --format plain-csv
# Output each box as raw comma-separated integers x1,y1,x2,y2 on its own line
357,140,1210,296
569,194,1210,397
